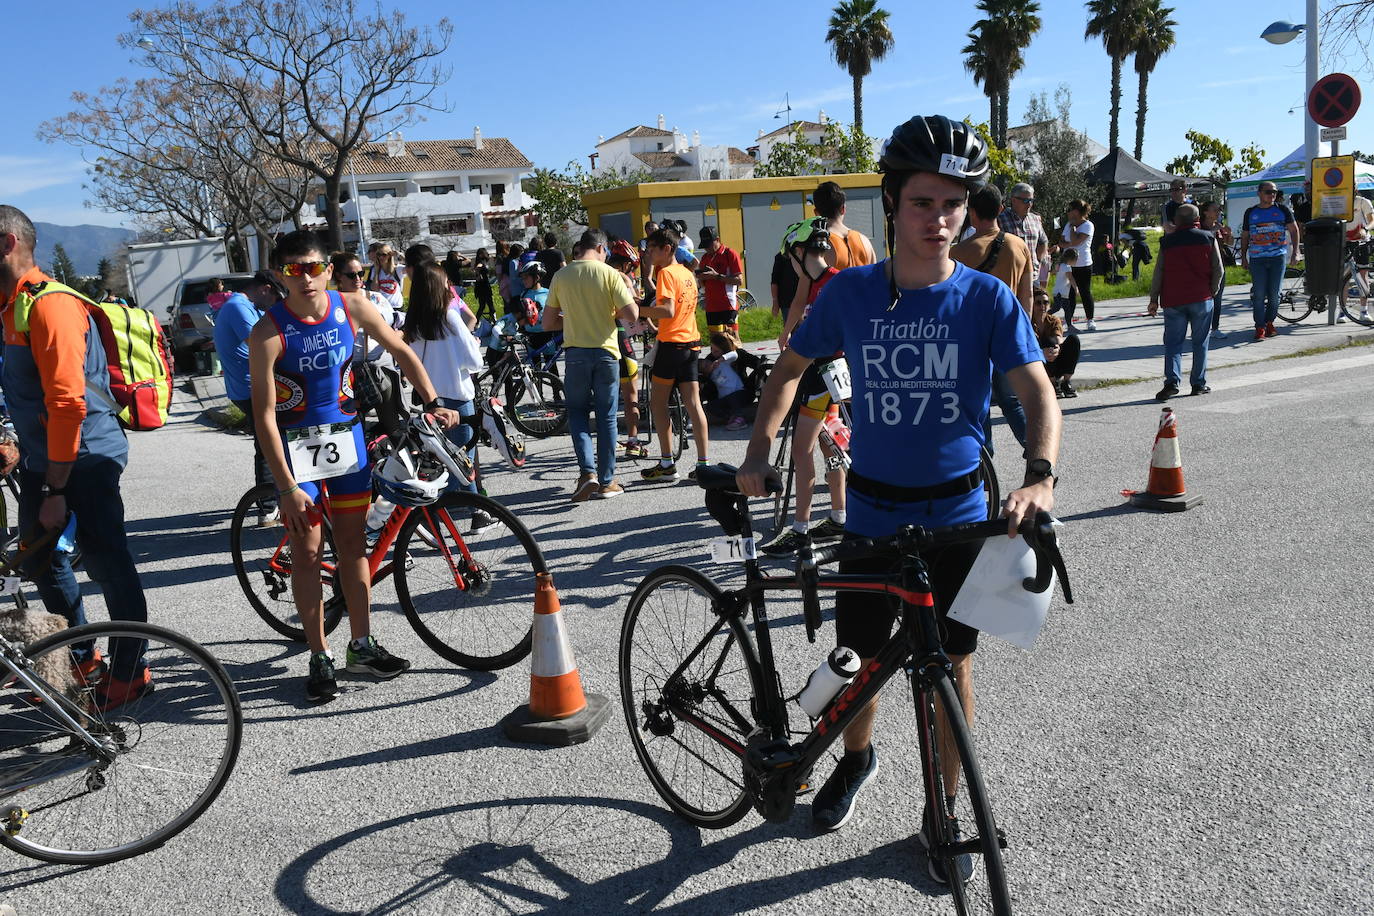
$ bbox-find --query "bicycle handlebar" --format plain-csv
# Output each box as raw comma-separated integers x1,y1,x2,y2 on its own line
799,512,1074,605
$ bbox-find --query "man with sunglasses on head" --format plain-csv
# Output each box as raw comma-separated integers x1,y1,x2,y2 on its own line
214,269,287,511
998,182,1049,287
249,230,461,702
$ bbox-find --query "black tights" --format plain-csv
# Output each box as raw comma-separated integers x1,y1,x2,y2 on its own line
1066,266,1095,322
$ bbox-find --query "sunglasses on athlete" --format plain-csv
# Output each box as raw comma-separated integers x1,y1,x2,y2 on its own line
280,261,329,278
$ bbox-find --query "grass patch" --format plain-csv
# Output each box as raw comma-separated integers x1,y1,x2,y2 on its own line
1075,375,1152,391
1271,333,1374,360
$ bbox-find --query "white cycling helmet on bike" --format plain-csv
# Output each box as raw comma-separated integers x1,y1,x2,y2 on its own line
409,414,473,486
372,445,447,507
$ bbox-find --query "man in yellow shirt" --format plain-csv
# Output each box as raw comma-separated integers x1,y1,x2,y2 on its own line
640,225,711,481
544,229,638,501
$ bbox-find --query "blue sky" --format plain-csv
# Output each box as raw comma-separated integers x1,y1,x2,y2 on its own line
9,0,1370,228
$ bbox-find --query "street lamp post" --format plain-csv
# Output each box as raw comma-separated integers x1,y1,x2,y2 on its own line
1261,0,1321,176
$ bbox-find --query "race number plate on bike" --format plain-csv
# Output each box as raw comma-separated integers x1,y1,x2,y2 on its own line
820,358,852,401
0,577,20,596
285,422,360,483
708,536,756,563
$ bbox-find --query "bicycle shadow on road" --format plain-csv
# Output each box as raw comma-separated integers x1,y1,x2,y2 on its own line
122,508,239,590
272,793,944,914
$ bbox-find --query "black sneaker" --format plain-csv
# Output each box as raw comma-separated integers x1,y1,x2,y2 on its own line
1060,380,1077,398
809,517,845,542
1155,383,1179,402
470,508,499,533
812,746,879,831
919,806,974,886
761,527,809,557
306,651,338,703
1191,384,1211,396
345,636,411,679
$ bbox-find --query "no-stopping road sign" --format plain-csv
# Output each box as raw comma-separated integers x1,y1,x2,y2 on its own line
1308,73,1361,128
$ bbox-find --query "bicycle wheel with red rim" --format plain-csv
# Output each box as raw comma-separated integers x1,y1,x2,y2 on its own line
393,492,539,670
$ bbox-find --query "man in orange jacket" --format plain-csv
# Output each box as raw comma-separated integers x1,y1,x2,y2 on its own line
0,205,149,710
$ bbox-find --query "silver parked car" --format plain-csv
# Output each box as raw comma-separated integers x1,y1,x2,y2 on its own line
168,273,258,370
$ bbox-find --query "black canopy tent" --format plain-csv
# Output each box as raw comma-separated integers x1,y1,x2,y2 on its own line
1085,147,1211,282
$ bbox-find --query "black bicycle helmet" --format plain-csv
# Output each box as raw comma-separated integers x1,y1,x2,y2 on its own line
878,115,989,191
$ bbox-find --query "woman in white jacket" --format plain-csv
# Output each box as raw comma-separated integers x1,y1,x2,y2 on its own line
403,261,484,494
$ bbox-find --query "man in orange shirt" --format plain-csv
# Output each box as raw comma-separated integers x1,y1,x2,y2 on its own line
640,225,710,481
0,205,149,710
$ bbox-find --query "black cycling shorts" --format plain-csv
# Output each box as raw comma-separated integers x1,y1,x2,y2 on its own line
651,342,701,385
834,537,982,658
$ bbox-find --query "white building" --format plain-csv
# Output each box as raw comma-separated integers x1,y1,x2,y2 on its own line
1005,120,1110,173
275,128,537,253
592,116,755,182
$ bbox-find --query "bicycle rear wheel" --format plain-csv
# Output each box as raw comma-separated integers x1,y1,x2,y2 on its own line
912,668,1011,915
394,492,539,671
619,565,756,829
736,288,758,311
1275,271,1313,323
229,484,345,641
508,370,568,438
0,621,242,865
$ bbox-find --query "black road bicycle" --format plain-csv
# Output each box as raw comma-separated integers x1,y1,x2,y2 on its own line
619,465,1071,915
473,336,568,438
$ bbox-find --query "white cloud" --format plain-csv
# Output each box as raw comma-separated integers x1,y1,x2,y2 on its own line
0,156,88,197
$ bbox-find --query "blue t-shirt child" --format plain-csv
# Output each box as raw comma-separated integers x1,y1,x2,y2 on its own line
788,260,1041,537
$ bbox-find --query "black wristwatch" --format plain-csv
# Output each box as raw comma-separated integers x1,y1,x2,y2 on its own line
1025,458,1055,481
40,482,67,499
423,398,441,413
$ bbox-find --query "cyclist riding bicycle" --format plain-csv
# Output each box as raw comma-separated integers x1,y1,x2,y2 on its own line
248,229,461,702
737,115,1062,886
762,217,848,557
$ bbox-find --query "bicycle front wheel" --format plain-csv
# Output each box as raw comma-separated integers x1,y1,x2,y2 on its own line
394,492,539,670
736,288,758,311
509,370,568,438
230,484,345,641
912,669,1012,915
619,565,756,829
1338,266,1374,326
978,448,1001,522
0,621,242,865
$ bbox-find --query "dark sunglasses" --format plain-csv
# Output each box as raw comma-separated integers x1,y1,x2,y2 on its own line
339,270,367,281
1013,196,1034,204
281,261,328,278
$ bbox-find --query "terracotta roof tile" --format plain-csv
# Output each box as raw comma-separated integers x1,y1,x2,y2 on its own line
759,120,826,141
266,137,532,178
602,124,675,144
633,151,692,169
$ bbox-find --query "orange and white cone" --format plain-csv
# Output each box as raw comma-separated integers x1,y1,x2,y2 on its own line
1126,407,1203,511
501,572,609,745
529,573,587,720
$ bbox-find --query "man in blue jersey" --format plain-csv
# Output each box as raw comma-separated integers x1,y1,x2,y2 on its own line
214,270,285,508
249,230,460,702
1239,181,1299,341
738,116,1062,886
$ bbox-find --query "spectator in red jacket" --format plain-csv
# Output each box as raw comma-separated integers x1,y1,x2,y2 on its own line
1148,203,1223,401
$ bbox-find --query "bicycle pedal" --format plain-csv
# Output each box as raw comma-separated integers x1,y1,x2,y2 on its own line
2,806,27,836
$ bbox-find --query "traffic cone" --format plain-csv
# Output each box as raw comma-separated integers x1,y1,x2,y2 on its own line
1127,407,1204,512
500,572,609,746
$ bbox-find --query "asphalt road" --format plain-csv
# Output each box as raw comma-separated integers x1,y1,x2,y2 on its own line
2,343,1372,915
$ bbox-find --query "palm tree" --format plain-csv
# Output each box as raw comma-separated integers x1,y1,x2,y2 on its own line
995,0,1042,146
826,0,895,135
1085,0,1146,152
964,1,1042,146
962,28,1003,140
1131,0,1177,160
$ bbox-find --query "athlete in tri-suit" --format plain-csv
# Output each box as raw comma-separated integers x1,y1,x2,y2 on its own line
249,230,460,702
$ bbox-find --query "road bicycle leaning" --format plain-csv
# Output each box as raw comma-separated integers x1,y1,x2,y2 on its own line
619,464,1072,915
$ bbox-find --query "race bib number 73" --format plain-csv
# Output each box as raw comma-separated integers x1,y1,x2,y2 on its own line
285,422,360,483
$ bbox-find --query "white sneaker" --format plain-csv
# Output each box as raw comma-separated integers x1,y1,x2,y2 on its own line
1086,320,1098,331
1361,311,1371,322
256,507,281,528
1337,313,1349,324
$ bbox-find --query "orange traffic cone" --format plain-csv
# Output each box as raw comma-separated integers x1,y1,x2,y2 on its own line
1127,407,1204,512
500,572,609,746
